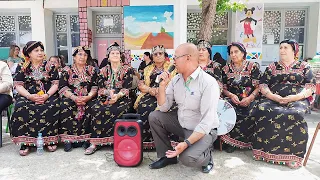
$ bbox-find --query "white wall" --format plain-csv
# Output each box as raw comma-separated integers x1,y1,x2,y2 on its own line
0,1,35,9
0,0,52,54
316,3,320,55
44,0,78,9
307,3,319,58
44,9,55,58
30,2,46,44
87,8,94,58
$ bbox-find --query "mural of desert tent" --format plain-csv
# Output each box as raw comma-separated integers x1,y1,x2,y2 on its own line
124,5,174,50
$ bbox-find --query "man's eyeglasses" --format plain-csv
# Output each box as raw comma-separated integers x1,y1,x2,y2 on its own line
173,54,189,61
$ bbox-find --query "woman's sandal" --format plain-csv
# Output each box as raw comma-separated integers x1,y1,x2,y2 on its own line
19,145,30,156
287,161,301,169
47,145,57,152
84,145,98,155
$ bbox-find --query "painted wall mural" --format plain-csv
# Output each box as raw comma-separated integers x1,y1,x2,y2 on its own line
235,3,264,49
246,52,262,60
124,5,174,50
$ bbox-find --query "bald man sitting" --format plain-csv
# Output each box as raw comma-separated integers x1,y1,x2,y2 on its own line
148,43,220,173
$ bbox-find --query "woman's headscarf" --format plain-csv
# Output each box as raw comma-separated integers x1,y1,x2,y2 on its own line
280,39,299,59
72,46,94,65
72,46,90,57
22,41,45,69
197,40,212,59
151,45,166,55
227,42,247,60
106,42,121,57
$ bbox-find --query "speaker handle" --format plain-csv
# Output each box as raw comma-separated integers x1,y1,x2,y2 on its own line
122,113,141,120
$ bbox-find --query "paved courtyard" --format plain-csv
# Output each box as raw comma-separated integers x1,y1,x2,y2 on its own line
0,112,319,180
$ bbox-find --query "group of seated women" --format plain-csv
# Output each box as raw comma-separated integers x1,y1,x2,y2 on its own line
4,39,315,169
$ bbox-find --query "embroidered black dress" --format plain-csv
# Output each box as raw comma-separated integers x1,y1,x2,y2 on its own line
201,61,223,90
59,65,98,143
88,64,133,146
134,61,178,148
220,61,261,149
251,61,316,166
11,61,60,146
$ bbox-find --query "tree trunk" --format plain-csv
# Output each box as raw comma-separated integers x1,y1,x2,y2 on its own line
199,0,217,41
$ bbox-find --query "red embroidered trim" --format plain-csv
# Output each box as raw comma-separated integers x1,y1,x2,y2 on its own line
59,134,91,143
270,61,305,76
59,86,71,96
220,135,252,149
229,61,248,73
227,72,250,79
12,135,59,146
252,149,303,166
225,61,254,79
143,142,155,149
88,137,114,145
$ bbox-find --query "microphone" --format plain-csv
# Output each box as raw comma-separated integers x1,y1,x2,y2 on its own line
159,65,175,83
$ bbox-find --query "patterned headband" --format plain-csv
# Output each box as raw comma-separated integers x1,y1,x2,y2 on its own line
197,40,211,49
107,42,121,55
25,41,44,52
280,39,299,57
151,45,166,54
228,42,246,53
73,46,89,54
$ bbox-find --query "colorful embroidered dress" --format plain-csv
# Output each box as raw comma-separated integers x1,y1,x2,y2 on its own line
11,61,60,146
59,65,98,143
134,61,177,148
251,61,316,166
220,61,261,149
201,61,223,91
88,64,134,146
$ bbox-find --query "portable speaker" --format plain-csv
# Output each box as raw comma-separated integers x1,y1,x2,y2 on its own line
114,114,143,167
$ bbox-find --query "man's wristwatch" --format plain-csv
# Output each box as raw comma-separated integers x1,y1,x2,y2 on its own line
184,139,192,147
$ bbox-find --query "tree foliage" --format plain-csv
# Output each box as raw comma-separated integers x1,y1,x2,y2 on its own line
198,0,246,13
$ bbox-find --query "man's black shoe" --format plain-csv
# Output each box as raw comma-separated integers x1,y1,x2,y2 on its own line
202,159,214,173
149,157,178,169
202,152,214,173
